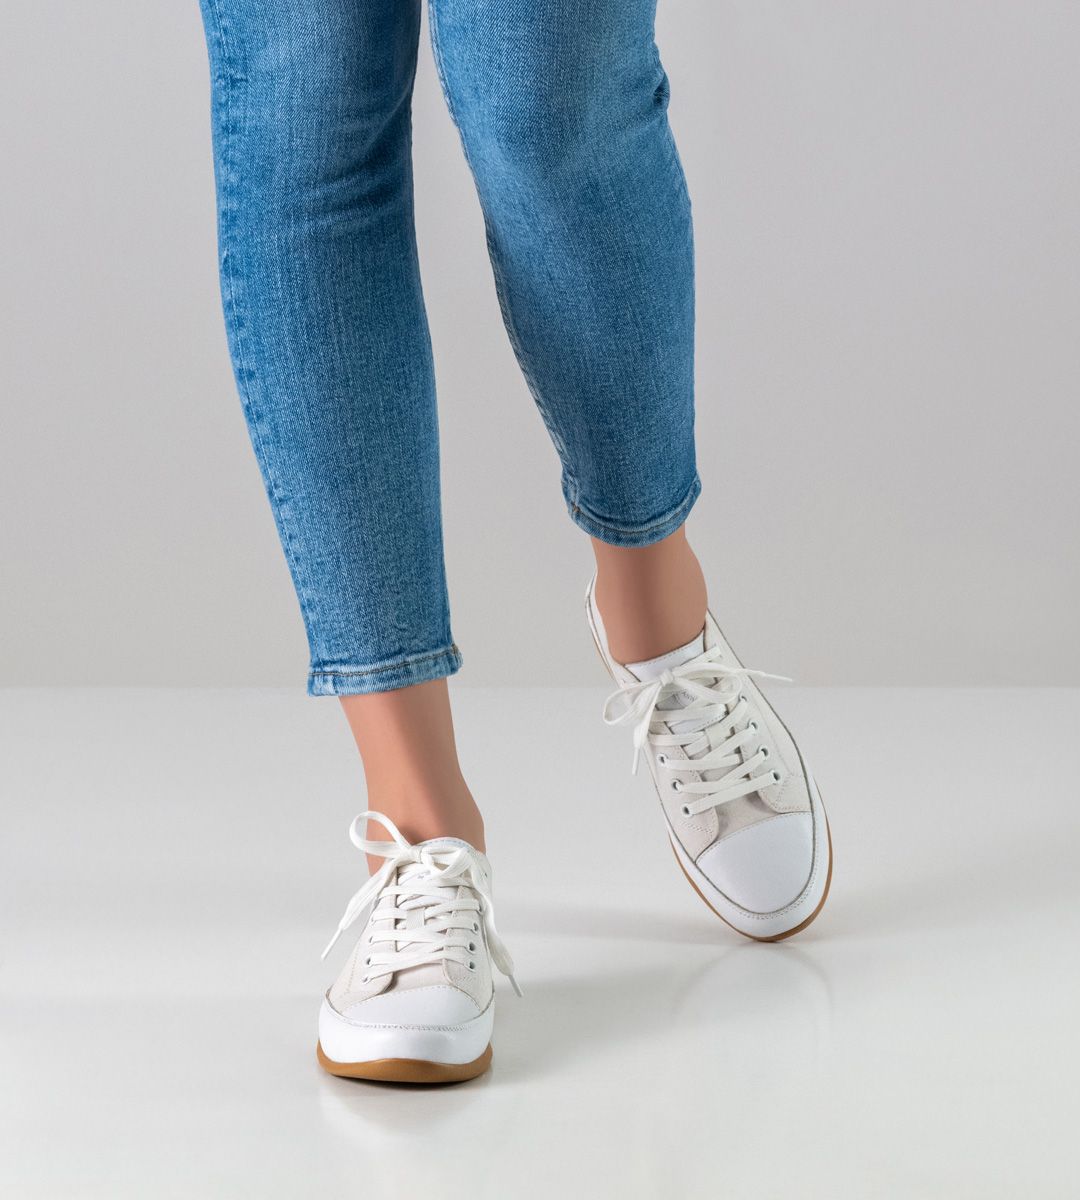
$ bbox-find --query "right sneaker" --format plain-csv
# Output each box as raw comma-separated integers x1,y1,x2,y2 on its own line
587,577,832,941
317,811,519,1084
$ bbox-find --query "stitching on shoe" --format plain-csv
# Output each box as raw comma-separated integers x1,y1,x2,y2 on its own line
707,811,805,848
335,994,493,1032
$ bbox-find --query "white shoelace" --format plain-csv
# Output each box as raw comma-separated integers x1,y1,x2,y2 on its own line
321,811,521,996
602,646,791,815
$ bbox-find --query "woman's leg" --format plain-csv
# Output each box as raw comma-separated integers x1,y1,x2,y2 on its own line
199,0,480,842
425,0,831,941
340,679,483,855
430,0,700,593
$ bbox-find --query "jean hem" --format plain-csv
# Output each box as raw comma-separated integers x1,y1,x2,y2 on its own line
567,474,702,548
307,644,463,697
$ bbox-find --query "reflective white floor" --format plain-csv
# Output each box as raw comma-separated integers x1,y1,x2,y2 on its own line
2,687,1077,1198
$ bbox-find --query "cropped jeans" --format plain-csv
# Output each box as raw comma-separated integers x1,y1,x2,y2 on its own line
198,0,698,695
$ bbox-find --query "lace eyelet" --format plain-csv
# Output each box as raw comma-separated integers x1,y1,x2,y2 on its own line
681,804,692,817
472,922,480,934
760,745,769,758
771,770,781,783
656,753,668,767
468,961,476,971
364,955,372,965
468,941,476,953
361,975,369,984
671,779,682,792
748,720,758,731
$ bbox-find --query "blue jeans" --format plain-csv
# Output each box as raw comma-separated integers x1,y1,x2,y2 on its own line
199,0,698,695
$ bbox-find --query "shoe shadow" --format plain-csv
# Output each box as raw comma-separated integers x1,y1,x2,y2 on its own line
494,937,834,1084
504,898,727,946
315,933,833,1134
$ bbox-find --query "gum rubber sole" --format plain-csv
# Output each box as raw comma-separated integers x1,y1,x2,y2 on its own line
316,1041,493,1084
670,815,834,942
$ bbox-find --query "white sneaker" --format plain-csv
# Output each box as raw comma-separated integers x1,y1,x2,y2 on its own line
587,578,832,940
317,811,519,1083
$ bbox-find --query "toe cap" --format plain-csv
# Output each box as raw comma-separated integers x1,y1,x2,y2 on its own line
696,812,814,913
319,992,493,1068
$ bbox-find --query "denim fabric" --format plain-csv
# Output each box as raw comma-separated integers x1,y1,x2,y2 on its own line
199,0,698,695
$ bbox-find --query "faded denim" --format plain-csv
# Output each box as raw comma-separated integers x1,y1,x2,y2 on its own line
198,0,698,695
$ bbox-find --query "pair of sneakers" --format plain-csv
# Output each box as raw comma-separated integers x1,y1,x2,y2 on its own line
317,580,833,1083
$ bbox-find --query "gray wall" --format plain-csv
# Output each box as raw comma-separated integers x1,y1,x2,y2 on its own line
2,1,1078,687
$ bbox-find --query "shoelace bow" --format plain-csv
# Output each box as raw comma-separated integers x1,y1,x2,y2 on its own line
321,810,521,996
602,645,791,815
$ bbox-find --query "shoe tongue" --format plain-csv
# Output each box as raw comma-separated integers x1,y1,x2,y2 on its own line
395,859,456,895
628,628,720,739
413,836,473,856
625,631,706,682
373,864,434,932
372,860,462,990
626,631,709,735
398,861,433,883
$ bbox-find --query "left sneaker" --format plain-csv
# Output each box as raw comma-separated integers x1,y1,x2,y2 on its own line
317,812,519,1083
586,578,832,940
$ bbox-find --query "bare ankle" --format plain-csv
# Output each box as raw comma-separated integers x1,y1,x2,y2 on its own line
591,526,707,663
338,679,487,870
365,780,485,852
